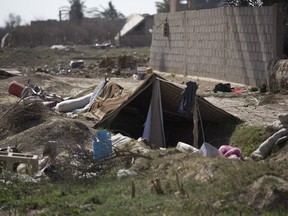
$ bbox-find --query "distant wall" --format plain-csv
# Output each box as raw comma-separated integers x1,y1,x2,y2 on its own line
0,18,125,47
149,4,283,86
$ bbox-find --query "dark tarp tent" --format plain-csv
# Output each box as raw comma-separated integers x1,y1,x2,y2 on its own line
86,73,240,148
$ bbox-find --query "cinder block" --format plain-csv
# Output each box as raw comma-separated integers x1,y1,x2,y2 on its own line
0,152,38,174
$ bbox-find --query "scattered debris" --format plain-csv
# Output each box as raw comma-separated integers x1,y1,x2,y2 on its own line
6,79,62,109
135,66,147,80
93,42,113,49
8,81,29,98
1,33,10,48
231,87,245,94
0,151,38,175
117,169,138,178
50,45,74,51
0,69,22,79
70,60,84,69
213,83,232,93
1,46,288,214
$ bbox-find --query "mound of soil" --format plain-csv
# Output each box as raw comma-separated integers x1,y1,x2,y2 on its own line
0,116,95,156
0,100,55,140
245,175,288,210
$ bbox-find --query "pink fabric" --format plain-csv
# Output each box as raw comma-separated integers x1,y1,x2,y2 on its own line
219,145,243,160
219,145,232,155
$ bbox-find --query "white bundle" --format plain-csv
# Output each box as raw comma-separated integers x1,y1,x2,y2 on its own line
55,93,92,112
250,128,288,160
265,120,288,133
278,113,288,124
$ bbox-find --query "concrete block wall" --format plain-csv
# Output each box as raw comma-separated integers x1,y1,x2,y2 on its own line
149,5,283,86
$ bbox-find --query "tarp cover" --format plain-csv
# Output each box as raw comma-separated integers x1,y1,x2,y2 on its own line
86,73,240,148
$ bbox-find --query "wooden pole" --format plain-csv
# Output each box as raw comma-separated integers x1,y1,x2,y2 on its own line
193,99,199,148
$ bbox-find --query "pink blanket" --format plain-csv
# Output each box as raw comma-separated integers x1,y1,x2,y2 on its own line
219,145,244,160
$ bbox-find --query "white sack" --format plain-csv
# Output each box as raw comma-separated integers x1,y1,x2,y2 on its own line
55,93,92,112
275,135,288,145
250,128,288,160
278,113,288,124
266,120,283,132
112,133,132,146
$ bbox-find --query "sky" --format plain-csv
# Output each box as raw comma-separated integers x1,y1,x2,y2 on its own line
0,0,157,27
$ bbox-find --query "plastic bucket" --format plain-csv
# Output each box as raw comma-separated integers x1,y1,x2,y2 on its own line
92,130,112,159
8,81,28,98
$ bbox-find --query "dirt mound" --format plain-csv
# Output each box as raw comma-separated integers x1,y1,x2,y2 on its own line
0,116,95,156
0,100,55,140
245,175,288,211
267,144,288,179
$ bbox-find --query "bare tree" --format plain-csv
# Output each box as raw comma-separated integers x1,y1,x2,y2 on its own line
5,13,22,28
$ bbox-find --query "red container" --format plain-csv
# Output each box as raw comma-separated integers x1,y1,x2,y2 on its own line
8,81,28,98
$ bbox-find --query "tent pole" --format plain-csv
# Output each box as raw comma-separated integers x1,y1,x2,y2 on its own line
197,99,206,144
193,98,199,148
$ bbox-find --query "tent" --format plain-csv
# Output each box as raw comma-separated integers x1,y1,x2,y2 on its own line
86,73,240,148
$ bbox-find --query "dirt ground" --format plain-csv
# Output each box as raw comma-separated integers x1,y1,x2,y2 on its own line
1,46,288,214
0,46,288,158
1,46,287,154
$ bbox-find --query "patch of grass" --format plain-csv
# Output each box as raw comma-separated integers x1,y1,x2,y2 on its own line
0,154,283,215
249,86,259,92
69,47,150,60
0,129,285,215
230,124,270,156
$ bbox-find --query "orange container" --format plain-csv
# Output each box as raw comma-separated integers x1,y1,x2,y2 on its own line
8,81,28,98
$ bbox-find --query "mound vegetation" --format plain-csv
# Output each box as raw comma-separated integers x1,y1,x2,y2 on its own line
1,123,288,215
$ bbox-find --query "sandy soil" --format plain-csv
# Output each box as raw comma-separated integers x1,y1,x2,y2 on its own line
1,68,286,126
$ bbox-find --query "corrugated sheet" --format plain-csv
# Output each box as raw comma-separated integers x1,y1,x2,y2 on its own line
119,14,145,37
